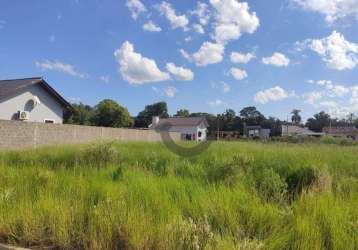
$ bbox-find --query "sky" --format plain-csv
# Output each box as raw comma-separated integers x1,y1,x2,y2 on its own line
1,0,358,121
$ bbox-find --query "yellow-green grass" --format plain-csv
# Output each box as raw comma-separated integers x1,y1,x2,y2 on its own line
0,141,357,249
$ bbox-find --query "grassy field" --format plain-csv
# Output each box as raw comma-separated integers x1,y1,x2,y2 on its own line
0,141,357,250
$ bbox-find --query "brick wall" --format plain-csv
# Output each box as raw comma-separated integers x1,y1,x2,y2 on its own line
0,120,180,150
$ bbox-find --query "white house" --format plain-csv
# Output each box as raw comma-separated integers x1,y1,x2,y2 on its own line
149,116,209,141
0,77,72,123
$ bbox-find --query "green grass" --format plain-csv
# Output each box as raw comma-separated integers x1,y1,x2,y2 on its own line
0,141,357,250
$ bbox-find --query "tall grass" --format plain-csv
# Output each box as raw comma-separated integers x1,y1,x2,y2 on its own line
0,141,357,249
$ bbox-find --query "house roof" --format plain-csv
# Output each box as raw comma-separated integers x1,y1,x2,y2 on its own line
152,117,209,129
282,125,324,136
323,127,358,136
0,77,72,109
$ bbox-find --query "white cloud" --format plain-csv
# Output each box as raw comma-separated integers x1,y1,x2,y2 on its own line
222,82,231,93
191,41,225,66
230,67,248,81
193,23,205,34
35,60,88,79
184,36,192,42
114,41,170,85
191,2,211,26
254,86,293,104
157,1,189,30
99,75,110,83
212,81,231,93
304,91,323,105
304,79,358,117
126,0,147,20
305,31,358,70
163,86,177,97
210,0,260,44
262,53,290,67
308,79,350,98
143,21,162,32
166,63,194,81
230,52,255,64
179,49,192,61
208,99,227,107
293,0,358,23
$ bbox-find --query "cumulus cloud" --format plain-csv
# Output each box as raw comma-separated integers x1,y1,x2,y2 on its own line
210,0,260,44
230,52,255,64
114,41,170,85
166,63,194,81
163,86,178,97
304,31,358,70
157,1,189,30
191,2,211,26
187,41,225,66
143,21,162,32
193,23,205,34
304,79,358,117
304,91,323,105
230,67,248,81
212,81,231,93
36,60,88,79
208,99,227,107
308,79,350,98
293,0,358,23
126,0,147,20
254,86,293,104
262,53,290,67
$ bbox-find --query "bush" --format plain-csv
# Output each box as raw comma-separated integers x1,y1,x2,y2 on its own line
286,166,317,198
78,142,118,168
256,168,287,203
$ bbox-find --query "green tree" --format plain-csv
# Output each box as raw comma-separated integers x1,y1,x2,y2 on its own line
174,109,190,117
291,109,302,125
305,111,331,132
91,99,133,128
63,103,93,125
239,106,265,126
135,102,169,127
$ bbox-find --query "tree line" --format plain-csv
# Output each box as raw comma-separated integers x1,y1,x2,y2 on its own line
64,99,358,136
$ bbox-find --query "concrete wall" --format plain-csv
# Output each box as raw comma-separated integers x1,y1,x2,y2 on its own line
0,84,64,123
0,120,181,150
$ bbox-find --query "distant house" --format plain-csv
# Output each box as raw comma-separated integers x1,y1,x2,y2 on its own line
149,116,208,141
245,125,270,140
281,125,324,137
323,127,358,141
0,77,72,123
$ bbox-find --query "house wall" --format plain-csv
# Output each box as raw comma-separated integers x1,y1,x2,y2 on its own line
0,84,64,123
0,120,181,150
167,123,207,141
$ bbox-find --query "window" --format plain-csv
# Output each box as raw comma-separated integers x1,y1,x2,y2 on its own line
44,119,55,124
198,131,202,138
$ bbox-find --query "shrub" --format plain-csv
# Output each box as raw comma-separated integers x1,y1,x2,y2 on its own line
78,142,118,168
256,168,287,203
286,166,317,198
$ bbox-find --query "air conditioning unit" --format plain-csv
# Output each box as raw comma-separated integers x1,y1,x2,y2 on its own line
18,111,30,120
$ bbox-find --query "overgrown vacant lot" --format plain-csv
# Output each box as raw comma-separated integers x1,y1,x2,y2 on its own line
0,142,357,250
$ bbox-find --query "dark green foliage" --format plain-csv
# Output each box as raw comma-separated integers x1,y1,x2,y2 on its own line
91,99,133,128
285,166,317,197
135,101,169,128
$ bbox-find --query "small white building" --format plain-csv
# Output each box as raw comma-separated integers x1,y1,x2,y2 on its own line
0,77,72,123
149,116,209,141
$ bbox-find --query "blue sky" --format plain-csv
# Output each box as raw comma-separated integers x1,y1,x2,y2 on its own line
1,0,358,121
